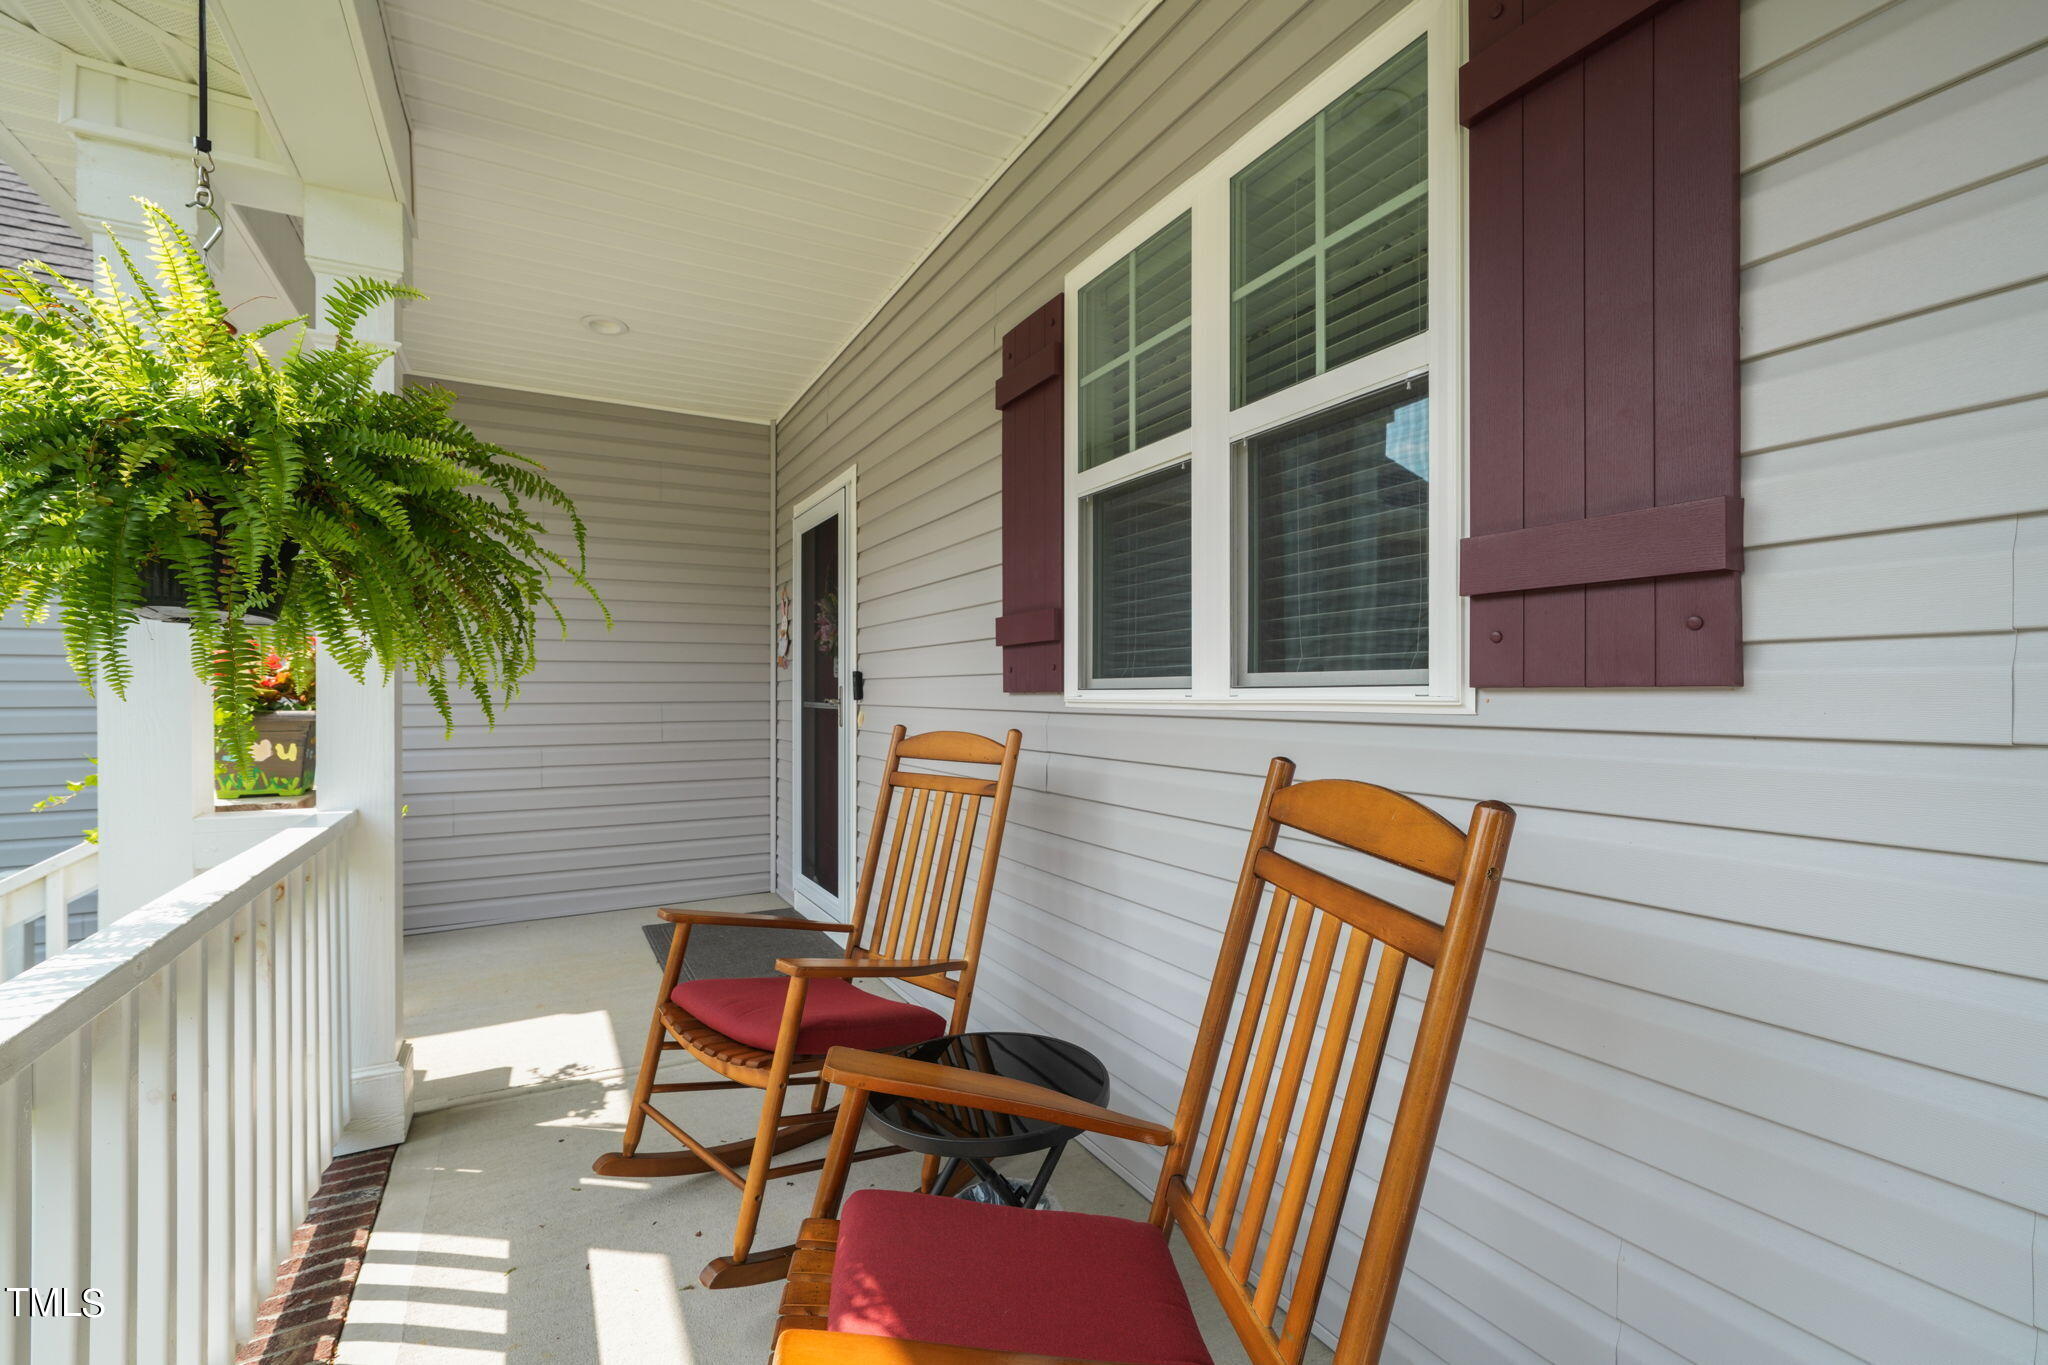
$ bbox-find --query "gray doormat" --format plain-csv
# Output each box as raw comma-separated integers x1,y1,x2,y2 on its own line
640,919,842,980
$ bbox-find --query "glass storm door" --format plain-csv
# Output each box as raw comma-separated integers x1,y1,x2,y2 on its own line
793,483,853,913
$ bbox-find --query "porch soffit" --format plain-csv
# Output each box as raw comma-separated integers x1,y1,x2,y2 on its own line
379,0,1158,423
0,0,249,227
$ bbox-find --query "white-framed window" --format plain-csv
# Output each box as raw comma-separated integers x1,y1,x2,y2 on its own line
1063,0,1467,711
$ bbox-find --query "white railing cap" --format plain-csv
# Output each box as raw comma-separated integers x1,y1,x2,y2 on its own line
0,839,98,900
0,809,357,1086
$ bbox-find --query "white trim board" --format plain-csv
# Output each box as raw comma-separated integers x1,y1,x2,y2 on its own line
787,465,859,921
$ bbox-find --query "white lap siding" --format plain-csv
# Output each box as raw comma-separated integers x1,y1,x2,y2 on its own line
770,0,2048,1360
402,380,772,932
0,612,95,873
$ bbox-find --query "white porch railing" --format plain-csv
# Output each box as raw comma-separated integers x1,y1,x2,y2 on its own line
0,842,100,983
0,810,357,1365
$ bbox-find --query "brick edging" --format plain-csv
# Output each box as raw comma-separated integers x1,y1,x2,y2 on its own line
236,1145,399,1364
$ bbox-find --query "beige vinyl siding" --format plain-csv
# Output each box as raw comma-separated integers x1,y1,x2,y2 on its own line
771,0,2048,1360
403,379,771,932
0,614,94,874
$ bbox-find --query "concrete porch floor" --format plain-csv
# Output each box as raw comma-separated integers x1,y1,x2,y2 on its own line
334,898,1273,1365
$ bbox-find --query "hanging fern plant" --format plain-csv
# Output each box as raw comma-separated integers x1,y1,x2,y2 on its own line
0,200,607,753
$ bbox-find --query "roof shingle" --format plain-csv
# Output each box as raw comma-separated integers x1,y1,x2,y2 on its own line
0,158,92,286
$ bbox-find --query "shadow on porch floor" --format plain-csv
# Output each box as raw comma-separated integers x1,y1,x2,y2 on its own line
335,897,1276,1365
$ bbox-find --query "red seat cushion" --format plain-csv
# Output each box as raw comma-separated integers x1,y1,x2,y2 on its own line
828,1189,1213,1365
671,976,946,1055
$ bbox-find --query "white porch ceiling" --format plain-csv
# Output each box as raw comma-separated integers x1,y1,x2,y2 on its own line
380,0,1156,423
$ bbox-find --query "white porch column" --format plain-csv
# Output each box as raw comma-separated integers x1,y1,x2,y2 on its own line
64,60,307,918
93,625,215,922
73,138,215,922
302,187,415,1151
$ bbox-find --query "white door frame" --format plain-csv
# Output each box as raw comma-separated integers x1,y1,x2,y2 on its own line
788,467,857,919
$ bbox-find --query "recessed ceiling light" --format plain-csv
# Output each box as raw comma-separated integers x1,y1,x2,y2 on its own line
582,315,630,336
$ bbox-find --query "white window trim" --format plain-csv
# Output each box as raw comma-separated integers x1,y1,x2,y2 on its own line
1062,0,1471,714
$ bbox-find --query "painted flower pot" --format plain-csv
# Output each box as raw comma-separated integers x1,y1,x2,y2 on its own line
217,710,317,800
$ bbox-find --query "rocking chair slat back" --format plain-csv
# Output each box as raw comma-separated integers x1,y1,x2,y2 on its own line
1151,759,1515,1365
893,730,1013,764
847,726,1022,1027
887,771,998,797
1266,779,1469,883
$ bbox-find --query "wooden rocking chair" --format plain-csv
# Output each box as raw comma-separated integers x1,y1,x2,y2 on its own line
594,724,1024,1288
771,757,1515,1364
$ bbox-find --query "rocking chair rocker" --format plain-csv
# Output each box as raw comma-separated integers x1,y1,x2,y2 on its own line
595,724,1024,1288
772,757,1515,1364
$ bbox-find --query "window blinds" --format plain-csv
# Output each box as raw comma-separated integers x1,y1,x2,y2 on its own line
1078,213,1193,470
1088,462,1192,683
1232,37,1429,407
1243,382,1429,681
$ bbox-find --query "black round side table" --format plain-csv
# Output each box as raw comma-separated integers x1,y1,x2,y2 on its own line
866,1031,1109,1209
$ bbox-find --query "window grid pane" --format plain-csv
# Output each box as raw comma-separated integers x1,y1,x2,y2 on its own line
1242,381,1429,681
1089,463,1193,684
1231,36,1428,408
1078,214,1192,471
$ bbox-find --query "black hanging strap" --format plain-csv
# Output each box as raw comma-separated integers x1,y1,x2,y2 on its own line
193,0,212,154
187,0,222,251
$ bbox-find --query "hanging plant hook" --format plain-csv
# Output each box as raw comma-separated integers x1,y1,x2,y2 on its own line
185,0,223,253
188,150,223,254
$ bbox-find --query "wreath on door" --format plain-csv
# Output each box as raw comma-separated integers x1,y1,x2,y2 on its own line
813,590,839,653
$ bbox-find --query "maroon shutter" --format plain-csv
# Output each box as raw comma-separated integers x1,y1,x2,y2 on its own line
1460,0,1742,687
994,295,1065,693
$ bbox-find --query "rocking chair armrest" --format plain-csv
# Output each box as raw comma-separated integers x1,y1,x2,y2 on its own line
776,956,968,980
819,1047,1173,1147
656,907,854,932
774,1329,1099,1364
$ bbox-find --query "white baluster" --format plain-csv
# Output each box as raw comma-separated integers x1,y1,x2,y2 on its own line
333,853,354,1134
2,889,26,981
203,920,236,1363
262,879,286,1277
254,885,279,1276
0,1071,31,1365
171,943,209,1365
324,849,343,1146
229,901,258,1343
299,868,318,1212
86,996,137,1364
294,865,316,1199
44,873,69,957
279,871,300,1225
312,851,334,1157
133,967,177,1356
279,873,304,1244
28,1031,89,1365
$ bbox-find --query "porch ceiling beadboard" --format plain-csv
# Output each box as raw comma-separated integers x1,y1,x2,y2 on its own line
771,0,2048,1361
399,380,771,933
378,0,1158,422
